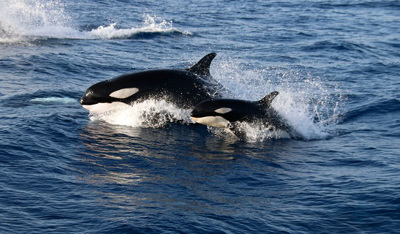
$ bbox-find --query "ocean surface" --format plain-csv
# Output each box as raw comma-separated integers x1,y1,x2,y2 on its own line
1,0,399,233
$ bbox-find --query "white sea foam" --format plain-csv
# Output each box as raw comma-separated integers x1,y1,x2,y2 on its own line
0,0,190,43
88,14,191,40
208,123,292,143
89,100,193,128
0,0,70,43
211,58,344,141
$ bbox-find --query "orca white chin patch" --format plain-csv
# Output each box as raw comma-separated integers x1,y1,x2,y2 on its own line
109,88,139,99
82,102,130,114
214,107,232,114
191,116,230,128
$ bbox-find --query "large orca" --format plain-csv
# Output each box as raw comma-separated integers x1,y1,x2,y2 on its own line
191,91,293,137
80,53,221,114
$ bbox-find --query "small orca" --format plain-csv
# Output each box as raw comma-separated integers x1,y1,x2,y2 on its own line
191,91,293,138
80,53,221,114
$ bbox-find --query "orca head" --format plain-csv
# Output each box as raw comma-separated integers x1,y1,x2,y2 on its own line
191,99,246,128
80,79,140,114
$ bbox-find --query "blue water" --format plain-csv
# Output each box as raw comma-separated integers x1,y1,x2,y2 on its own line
1,0,400,233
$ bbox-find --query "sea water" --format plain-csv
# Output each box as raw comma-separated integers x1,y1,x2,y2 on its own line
0,0,399,233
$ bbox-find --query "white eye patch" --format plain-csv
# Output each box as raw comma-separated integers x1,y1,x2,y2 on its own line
109,88,139,99
214,107,232,114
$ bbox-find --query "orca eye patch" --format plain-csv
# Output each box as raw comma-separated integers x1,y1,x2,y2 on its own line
109,88,139,99
214,107,232,114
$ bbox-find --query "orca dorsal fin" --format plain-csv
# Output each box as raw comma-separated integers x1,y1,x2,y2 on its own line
188,53,217,76
258,91,279,106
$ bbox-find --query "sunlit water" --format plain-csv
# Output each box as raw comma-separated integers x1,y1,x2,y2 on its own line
1,0,399,233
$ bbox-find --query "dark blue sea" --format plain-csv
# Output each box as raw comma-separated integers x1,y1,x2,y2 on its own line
1,0,399,233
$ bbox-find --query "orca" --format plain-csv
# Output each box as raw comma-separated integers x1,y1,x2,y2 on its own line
191,91,293,137
80,53,221,114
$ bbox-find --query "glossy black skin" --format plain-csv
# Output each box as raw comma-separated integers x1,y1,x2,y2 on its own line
81,69,218,109
80,53,221,109
191,98,290,131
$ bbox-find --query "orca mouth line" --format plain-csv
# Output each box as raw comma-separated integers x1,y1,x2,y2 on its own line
190,112,200,118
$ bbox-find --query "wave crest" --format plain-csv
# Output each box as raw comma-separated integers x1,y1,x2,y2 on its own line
89,15,191,40
0,0,191,43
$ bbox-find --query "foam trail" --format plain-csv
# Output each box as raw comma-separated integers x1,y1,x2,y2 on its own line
0,0,190,43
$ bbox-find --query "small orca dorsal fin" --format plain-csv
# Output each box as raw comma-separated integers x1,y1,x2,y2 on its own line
188,53,217,76
258,91,279,106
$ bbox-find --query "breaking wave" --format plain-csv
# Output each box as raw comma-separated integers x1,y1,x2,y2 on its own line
0,0,191,44
88,15,191,40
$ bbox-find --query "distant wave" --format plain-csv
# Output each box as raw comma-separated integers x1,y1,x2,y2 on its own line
301,40,373,55
316,2,400,9
30,97,77,104
0,0,191,44
87,17,192,40
2,90,80,108
343,98,400,122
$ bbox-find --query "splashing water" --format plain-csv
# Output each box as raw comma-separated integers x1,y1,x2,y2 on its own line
89,14,191,39
0,0,190,43
0,0,71,43
211,58,344,141
89,100,193,129
208,123,292,143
